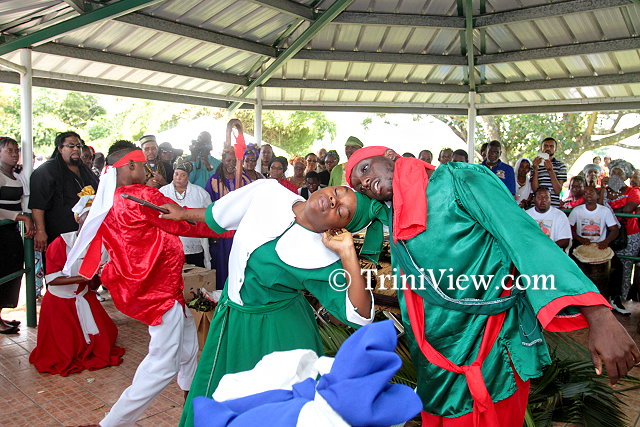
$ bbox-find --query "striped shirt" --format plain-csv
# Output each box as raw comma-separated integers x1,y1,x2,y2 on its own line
533,158,567,207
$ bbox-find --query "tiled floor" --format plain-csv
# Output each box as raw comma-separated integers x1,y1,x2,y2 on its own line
1,294,185,426
1,294,640,426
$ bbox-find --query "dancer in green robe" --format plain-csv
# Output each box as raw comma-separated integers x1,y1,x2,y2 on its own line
160,179,387,427
346,146,640,427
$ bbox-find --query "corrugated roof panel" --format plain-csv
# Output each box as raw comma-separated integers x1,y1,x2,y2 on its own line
144,0,297,45
501,21,548,50
0,0,58,15
424,65,461,84
623,4,640,36
615,50,640,73
58,19,137,50
324,61,351,80
580,53,620,76
343,62,372,81
503,61,544,82
555,56,592,78
80,62,115,79
0,0,71,30
530,16,578,47
526,58,568,79
592,6,638,39
427,92,454,103
484,25,521,53
406,64,435,82
135,71,171,86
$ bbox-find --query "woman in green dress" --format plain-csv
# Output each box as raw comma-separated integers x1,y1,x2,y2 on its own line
160,179,387,427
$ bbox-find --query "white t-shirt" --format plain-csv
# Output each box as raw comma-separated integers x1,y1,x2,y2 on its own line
568,204,618,243
526,207,571,243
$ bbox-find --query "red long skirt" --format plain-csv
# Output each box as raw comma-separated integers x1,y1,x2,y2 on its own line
421,369,530,426
29,288,125,376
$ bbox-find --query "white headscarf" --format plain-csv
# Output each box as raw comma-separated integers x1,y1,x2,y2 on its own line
514,158,532,204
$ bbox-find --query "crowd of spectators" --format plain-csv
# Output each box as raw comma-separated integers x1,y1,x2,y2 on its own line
2,128,639,335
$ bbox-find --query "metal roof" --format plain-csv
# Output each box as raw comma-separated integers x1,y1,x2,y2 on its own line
0,0,639,115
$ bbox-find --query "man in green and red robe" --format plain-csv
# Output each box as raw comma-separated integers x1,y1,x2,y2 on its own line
346,146,639,426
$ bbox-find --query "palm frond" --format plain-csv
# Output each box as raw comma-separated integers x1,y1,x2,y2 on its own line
528,357,628,427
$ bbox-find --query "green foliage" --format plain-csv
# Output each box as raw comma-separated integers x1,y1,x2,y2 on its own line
0,86,107,153
484,114,587,164
235,110,336,156
527,358,628,427
430,112,640,168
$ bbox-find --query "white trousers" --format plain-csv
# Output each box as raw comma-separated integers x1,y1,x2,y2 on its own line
100,301,198,427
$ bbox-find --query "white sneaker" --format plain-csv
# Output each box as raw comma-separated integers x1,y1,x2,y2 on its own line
610,297,631,316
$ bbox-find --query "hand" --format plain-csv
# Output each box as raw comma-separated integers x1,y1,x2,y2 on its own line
34,230,48,252
146,172,166,188
577,237,591,245
158,203,186,221
89,275,102,291
583,306,640,384
597,241,609,250
200,156,212,171
321,229,355,255
532,156,542,169
20,215,36,238
544,158,553,171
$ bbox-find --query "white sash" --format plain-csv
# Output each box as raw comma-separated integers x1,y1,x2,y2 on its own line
47,284,99,344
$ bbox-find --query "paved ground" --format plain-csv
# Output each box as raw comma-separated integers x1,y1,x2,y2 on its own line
1,294,184,426
1,293,639,426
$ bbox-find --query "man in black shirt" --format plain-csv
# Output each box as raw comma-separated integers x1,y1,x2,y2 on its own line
29,131,99,251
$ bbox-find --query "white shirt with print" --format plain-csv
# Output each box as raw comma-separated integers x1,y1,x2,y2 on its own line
568,204,617,243
526,207,571,243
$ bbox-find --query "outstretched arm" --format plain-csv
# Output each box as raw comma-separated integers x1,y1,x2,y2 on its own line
160,204,206,223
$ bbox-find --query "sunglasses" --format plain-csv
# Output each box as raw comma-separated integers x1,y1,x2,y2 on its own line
61,143,84,149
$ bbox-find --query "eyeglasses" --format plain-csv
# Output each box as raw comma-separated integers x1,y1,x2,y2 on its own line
270,165,284,170
61,144,84,149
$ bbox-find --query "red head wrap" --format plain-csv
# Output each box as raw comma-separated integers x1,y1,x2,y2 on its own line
345,146,388,188
345,145,435,242
112,149,146,168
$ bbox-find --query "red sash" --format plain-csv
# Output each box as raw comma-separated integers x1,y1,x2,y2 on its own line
403,276,514,427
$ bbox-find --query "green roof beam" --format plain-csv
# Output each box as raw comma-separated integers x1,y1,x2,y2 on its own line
228,0,354,113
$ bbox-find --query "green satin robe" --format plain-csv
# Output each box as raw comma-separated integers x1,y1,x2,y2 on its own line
394,162,601,417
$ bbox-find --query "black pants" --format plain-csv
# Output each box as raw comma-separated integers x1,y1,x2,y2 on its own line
0,224,24,309
185,251,205,268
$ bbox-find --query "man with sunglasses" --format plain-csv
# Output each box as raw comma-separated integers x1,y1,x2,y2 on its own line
29,131,99,252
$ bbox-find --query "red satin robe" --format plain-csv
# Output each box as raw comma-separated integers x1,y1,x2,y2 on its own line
89,185,224,326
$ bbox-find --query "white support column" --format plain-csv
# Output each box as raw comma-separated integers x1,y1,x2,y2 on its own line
467,91,476,161
254,86,263,146
20,49,33,192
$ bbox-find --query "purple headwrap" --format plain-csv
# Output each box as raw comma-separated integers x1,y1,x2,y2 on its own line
244,143,260,160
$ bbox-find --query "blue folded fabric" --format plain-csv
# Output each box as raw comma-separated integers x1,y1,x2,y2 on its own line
193,320,422,427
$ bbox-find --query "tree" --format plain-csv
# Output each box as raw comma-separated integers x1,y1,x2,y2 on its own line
425,111,640,167
235,110,336,156
0,87,107,152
